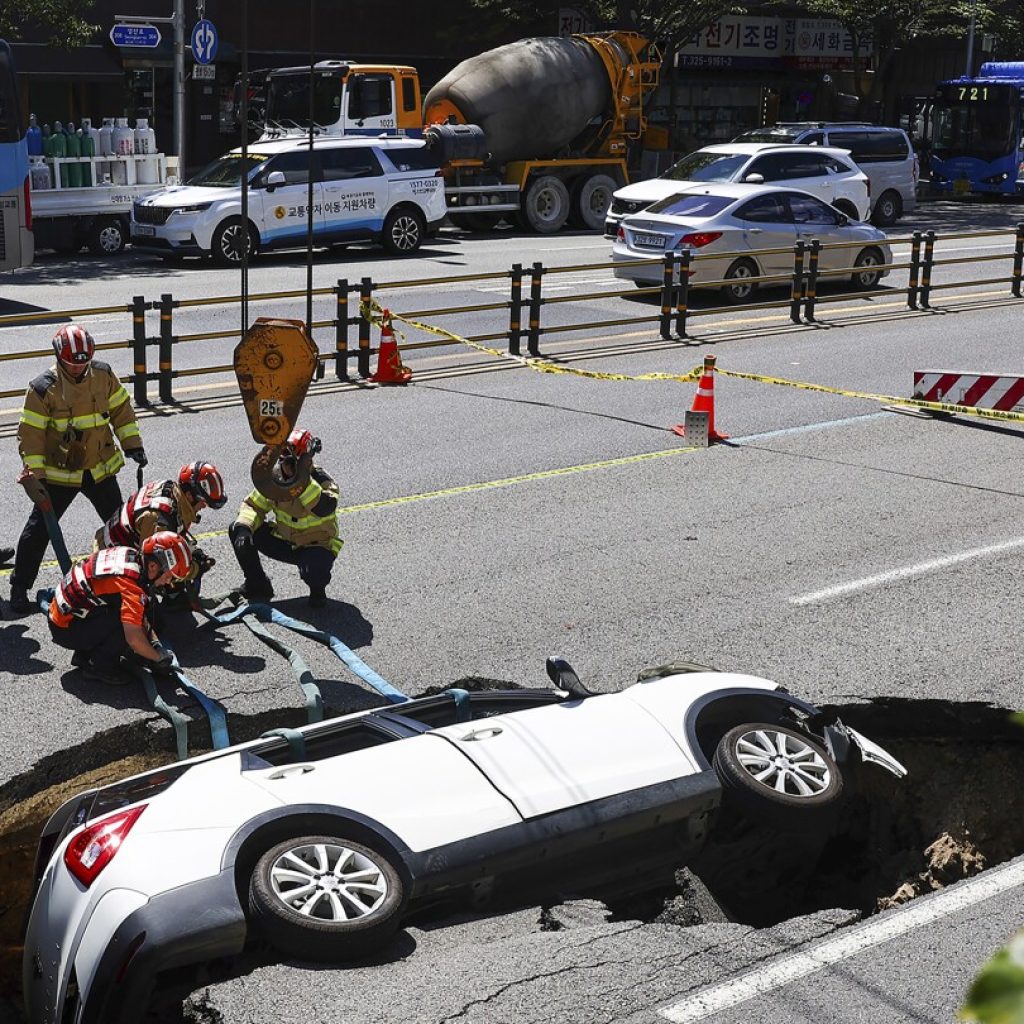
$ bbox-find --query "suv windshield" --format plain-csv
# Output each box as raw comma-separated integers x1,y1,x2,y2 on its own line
662,151,749,182
188,152,271,187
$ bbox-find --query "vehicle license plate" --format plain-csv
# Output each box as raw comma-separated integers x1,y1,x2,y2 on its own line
135,224,156,237
633,232,666,249
953,178,970,195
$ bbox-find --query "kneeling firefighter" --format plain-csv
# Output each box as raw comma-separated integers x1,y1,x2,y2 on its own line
95,461,226,592
48,531,191,684
228,429,342,607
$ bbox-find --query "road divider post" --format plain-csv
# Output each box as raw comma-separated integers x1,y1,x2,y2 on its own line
335,278,349,381
790,241,806,324
509,262,524,356
908,231,923,309
131,294,149,407
158,293,175,404
804,239,821,323
527,261,544,356
674,249,691,339
1013,223,1024,298
358,277,373,378
920,230,937,309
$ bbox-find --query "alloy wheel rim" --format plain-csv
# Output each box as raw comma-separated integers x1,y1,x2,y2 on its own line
734,728,831,797
99,226,121,252
730,265,753,297
222,225,247,261
856,254,880,286
270,842,388,921
392,217,419,250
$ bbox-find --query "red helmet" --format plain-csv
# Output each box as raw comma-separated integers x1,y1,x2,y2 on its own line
141,531,192,580
178,461,227,509
52,324,95,366
283,428,322,459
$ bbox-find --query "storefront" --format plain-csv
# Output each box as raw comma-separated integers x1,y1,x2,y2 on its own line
652,16,877,151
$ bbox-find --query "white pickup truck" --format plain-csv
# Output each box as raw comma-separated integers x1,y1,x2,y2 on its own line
30,154,169,256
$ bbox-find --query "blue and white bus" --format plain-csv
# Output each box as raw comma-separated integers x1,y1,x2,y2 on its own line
930,62,1024,196
0,40,32,271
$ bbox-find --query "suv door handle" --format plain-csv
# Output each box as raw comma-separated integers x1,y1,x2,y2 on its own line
748,227,763,234
460,726,504,741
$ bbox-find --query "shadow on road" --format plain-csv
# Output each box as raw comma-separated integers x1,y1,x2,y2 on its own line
0,624,52,675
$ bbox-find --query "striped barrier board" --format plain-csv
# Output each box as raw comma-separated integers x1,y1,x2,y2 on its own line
913,370,1024,412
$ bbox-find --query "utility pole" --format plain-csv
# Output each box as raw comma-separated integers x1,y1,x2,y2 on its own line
965,1,976,75
174,0,186,177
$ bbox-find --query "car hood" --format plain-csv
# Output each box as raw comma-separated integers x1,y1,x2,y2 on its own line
614,179,708,203
135,186,233,208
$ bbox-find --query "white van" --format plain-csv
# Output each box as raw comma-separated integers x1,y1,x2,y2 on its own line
733,124,918,226
130,136,447,263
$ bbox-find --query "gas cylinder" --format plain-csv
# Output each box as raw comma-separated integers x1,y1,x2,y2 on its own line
97,118,113,183
134,117,159,184
111,118,133,184
65,124,82,188
30,157,51,190
26,114,42,156
78,129,95,185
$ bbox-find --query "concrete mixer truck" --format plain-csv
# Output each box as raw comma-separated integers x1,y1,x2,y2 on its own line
256,32,661,233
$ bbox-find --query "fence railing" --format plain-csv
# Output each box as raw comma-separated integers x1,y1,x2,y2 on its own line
1,223,1022,407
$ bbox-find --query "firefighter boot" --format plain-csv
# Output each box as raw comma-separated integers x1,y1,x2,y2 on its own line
9,586,32,615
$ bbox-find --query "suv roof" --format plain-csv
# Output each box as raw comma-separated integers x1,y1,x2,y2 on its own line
230,135,426,156
700,142,856,157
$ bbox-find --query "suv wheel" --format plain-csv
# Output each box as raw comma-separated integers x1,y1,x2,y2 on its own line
212,217,257,265
871,191,902,227
382,207,425,255
248,834,405,961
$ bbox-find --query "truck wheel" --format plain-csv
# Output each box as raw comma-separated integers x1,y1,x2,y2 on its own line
88,217,127,256
569,174,618,231
212,217,258,266
382,206,425,255
520,175,570,233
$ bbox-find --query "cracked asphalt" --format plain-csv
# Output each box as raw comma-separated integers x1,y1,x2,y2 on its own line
3,202,1024,1023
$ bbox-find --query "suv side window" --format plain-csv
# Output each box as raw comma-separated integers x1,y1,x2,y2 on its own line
826,131,875,161
320,147,383,181
787,193,841,225
737,194,791,223
865,132,910,161
262,150,312,185
385,146,440,172
800,132,824,146
749,153,827,181
822,155,854,174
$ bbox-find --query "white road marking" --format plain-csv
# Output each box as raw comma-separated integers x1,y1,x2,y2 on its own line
659,857,1024,1023
790,535,1024,606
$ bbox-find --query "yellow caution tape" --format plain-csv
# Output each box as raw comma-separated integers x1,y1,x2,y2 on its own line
359,299,701,386
712,366,1024,424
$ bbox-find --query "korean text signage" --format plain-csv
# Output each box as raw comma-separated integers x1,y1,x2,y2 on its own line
557,6,595,36
677,16,873,71
109,23,162,48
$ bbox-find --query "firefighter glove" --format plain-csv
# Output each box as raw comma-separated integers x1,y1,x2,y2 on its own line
128,448,148,468
150,651,177,677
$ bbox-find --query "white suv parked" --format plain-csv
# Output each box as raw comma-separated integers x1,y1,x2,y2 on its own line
131,136,448,263
605,143,869,237
733,124,917,226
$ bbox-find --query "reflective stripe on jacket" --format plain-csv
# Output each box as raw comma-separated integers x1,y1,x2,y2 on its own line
235,466,342,554
49,547,149,629
18,361,142,486
95,480,198,550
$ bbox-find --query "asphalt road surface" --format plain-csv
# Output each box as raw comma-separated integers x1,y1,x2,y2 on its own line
2,196,1024,1022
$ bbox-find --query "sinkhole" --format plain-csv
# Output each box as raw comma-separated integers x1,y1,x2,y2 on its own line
0,693,1021,1023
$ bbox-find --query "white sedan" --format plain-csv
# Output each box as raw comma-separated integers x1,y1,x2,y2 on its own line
23,658,905,1023
611,183,893,305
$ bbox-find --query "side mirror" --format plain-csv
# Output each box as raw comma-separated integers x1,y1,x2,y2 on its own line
545,657,595,699
264,170,286,192
744,172,765,184
837,213,849,226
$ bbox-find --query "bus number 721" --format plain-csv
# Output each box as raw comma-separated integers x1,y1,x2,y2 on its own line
959,86,989,100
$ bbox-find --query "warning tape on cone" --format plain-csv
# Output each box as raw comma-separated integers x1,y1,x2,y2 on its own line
359,299,702,387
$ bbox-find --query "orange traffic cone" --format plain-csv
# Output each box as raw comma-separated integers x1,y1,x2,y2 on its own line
370,309,412,385
672,354,728,441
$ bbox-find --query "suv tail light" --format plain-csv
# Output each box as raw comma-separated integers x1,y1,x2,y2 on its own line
617,225,625,240
679,231,722,248
64,805,146,887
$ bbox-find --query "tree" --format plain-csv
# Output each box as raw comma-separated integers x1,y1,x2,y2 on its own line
0,0,98,48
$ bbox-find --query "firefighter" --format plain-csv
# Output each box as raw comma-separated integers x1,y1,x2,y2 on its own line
48,531,191,685
228,429,341,607
9,324,146,615
94,462,226,594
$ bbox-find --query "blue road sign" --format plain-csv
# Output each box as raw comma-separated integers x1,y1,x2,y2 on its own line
109,23,162,48
191,19,219,64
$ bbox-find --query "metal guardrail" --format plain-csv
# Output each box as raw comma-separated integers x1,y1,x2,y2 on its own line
1,223,1022,407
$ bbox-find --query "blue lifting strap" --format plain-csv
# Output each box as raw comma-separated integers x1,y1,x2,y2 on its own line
442,688,472,722
158,643,231,751
260,727,307,760
124,660,190,762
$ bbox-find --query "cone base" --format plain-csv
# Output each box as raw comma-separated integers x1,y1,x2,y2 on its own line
671,423,729,441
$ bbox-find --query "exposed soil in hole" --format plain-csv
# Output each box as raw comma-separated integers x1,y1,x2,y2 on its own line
1,696,1022,1022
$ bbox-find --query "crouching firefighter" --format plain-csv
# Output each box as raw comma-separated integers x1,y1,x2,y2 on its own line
228,429,342,607
48,532,191,685
95,461,226,598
